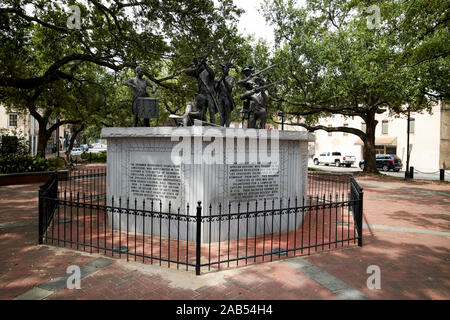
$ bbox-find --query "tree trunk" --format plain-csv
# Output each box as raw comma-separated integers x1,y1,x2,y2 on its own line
67,124,85,156
363,114,378,173
36,121,51,158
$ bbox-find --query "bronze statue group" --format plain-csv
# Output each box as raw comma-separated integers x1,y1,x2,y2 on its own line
124,57,276,129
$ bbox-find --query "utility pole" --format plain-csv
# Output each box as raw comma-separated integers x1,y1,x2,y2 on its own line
56,124,60,158
277,110,285,131
405,104,411,180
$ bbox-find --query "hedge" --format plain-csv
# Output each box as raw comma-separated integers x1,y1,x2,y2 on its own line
81,150,107,163
0,156,66,174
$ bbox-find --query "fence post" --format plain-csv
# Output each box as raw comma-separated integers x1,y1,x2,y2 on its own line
38,174,58,245
357,189,363,247
409,166,414,179
195,201,202,276
38,187,44,245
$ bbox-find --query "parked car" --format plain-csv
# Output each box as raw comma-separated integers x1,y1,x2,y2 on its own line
87,143,107,154
313,151,356,167
70,147,84,156
359,154,403,172
80,144,90,151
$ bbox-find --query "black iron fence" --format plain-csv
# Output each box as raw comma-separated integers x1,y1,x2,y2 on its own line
57,168,106,201
38,169,363,275
38,173,58,244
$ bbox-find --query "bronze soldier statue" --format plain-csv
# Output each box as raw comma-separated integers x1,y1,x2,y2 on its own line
237,65,255,123
123,66,157,127
215,62,235,127
237,65,268,129
240,77,269,129
185,57,218,124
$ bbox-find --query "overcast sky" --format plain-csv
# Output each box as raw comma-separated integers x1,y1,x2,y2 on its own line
235,0,306,46
24,0,294,47
235,0,275,45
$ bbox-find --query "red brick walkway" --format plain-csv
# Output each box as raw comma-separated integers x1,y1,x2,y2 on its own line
41,199,358,272
0,175,449,300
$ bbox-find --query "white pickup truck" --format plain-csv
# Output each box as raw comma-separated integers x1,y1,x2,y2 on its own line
313,152,356,167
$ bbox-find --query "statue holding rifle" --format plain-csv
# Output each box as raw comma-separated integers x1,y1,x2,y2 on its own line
185,56,218,124
215,61,236,127
237,65,276,129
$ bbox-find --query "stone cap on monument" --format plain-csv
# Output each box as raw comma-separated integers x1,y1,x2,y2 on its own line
101,127,315,141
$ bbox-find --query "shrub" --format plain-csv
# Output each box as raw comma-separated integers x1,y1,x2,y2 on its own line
47,157,66,171
0,134,29,158
308,167,326,172
81,150,107,163
0,156,48,174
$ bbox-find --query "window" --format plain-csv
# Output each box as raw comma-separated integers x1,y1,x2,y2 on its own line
343,123,348,136
382,120,388,135
409,118,415,133
8,114,18,127
361,122,366,133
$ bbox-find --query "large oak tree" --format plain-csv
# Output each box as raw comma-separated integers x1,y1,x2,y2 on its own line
0,0,245,156
262,0,449,172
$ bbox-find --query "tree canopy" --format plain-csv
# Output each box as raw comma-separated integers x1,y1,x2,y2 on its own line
262,0,449,172
0,0,252,155
2,0,447,168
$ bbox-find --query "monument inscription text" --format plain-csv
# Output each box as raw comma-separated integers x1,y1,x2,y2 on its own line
129,163,181,200
228,164,280,202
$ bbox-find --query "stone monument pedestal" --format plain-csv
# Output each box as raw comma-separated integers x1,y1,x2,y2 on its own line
101,127,314,242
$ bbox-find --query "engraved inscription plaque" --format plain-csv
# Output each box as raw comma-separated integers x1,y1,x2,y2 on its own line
228,163,280,203
129,163,181,201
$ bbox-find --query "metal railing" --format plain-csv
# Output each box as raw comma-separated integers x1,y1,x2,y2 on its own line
307,171,353,200
38,173,58,244
38,170,363,274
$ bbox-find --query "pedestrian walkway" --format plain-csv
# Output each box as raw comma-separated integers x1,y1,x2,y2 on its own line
0,176,448,300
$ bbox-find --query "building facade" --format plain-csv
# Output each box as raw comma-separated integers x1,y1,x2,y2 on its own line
0,104,39,155
310,101,449,172
0,104,72,156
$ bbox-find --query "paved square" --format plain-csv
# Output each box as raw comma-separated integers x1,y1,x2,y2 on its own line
1,174,449,300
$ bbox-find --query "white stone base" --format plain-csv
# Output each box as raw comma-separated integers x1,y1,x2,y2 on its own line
101,127,314,242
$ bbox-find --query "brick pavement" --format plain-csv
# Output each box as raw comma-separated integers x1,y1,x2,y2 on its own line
0,174,449,300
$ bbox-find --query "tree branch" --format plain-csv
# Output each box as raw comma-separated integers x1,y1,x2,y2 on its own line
0,54,133,89
290,122,366,140
1,8,69,33
48,120,82,135
271,96,364,117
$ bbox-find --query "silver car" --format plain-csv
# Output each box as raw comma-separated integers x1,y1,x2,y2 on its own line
70,148,84,156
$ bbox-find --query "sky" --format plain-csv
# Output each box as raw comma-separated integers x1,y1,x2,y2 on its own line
235,0,307,46
24,0,290,47
234,0,275,46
